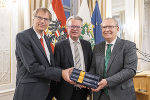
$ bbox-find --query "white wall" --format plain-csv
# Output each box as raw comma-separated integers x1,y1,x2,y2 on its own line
0,1,17,100
0,90,14,100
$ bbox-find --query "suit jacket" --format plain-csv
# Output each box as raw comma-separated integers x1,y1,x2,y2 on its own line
54,39,92,100
13,27,62,100
90,37,137,100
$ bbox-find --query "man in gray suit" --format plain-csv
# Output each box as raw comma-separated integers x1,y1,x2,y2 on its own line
13,8,73,100
90,18,137,100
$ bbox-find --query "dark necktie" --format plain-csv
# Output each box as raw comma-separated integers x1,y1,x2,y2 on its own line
40,37,46,55
104,44,112,95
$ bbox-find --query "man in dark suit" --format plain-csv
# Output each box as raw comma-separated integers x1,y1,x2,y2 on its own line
53,16,92,100
13,8,73,100
90,18,137,100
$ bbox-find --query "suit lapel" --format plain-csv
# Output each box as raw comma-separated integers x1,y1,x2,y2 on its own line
99,42,105,76
106,38,122,72
64,39,74,66
80,40,88,70
30,28,48,61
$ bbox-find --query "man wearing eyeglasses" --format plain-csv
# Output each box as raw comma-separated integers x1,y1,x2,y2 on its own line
13,8,74,100
53,16,92,100
90,18,137,100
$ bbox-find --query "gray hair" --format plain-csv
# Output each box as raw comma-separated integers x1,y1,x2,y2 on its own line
66,15,83,26
101,17,118,26
32,8,52,21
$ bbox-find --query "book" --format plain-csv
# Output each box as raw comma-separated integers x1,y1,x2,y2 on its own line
70,68,101,89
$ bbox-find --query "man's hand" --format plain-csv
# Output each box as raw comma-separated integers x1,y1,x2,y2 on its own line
62,67,75,84
91,79,107,92
74,84,86,89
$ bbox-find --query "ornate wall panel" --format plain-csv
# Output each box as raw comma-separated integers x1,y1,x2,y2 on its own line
0,7,11,85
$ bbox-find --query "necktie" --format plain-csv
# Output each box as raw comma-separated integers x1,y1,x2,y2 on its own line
104,44,113,75
104,44,112,95
74,42,81,69
40,37,46,55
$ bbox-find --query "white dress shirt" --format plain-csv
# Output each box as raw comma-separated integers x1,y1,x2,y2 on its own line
105,37,117,56
33,27,51,64
69,37,85,71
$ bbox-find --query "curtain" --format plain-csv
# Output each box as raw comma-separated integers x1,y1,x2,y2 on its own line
106,0,112,17
124,0,135,41
17,0,30,31
134,0,143,71
134,0,144,50
138,0,150,71
18,0,107,32
80,0,106,20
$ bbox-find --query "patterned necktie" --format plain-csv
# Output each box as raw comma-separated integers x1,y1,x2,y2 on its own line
40,37,46,55
104,44,113,76
104,44,112,95
74,42,81,69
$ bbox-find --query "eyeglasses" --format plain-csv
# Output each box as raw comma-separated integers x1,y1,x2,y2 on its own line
68,25,82,30
101,26,117,30
35,16,50,22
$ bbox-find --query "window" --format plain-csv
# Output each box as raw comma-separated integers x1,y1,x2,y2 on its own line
61,0,78,19
62,0,70,7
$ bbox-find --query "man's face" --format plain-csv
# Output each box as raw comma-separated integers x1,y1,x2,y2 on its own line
101,19,119,43
33,10,50,34
67,19,82,41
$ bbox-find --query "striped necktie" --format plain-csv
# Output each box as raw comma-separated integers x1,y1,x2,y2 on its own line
74,42,81,69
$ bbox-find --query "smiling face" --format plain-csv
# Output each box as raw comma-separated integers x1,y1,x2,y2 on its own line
101,19,119,43
33,10,50,36
67,19,82,41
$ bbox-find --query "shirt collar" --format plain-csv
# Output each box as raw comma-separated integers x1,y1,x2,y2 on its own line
33,26,44,39
69,37,80,44
106,37,117,45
